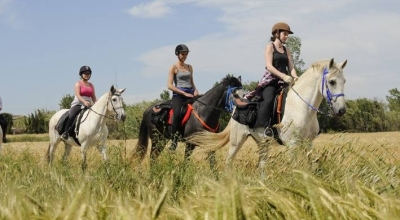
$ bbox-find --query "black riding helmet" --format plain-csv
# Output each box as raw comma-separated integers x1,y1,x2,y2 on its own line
79,65,92,76
175,44,190,56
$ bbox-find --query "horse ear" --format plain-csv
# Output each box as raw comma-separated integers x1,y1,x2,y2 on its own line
110,85,116,93
119,88,126,94
329,58,335,69
340,60,348,69
238,76,242,82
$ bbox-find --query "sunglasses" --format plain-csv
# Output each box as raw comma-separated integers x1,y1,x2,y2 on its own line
82,72,91,75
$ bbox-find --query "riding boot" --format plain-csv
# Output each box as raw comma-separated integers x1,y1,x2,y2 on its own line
264,124,274,137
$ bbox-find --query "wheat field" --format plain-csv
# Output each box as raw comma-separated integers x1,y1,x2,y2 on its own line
0,132,399,219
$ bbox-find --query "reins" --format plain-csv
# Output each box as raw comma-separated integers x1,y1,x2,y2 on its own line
190,85,242,132
86,93,123,120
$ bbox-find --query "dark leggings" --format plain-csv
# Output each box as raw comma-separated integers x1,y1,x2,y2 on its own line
64,105,81,132
171,95,190,135
0,114,7,140
258,82,280,128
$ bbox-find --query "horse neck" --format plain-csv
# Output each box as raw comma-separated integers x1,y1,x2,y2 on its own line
199,84,226,108
89,92,110,126
288,68,324,114
194,84,226,119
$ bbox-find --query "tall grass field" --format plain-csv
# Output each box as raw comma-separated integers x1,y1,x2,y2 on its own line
1,132,400,219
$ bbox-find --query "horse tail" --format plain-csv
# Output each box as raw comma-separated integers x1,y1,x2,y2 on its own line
189,119,232,151
133,116,149,162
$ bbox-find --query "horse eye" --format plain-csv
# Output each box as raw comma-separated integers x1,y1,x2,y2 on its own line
112,98,117,102
329,80,336,86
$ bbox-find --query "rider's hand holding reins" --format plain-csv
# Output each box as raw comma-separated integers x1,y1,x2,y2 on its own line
282,75,294,84
84,101,92,107
183,92,194,98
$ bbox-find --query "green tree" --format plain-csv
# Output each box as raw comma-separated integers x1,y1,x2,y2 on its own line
159,90,170,101
386,88,400,112
24,109,52,134
286,36,306,74
59,94,74,109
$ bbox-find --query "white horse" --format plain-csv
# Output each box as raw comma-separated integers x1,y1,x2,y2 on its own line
189,58,347,172
46,85,126,170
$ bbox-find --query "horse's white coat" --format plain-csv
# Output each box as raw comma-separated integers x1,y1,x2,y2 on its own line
46,86,126,169
190,59,347,171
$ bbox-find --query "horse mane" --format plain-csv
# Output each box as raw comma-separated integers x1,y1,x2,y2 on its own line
220,75,240,87
303,59,341,78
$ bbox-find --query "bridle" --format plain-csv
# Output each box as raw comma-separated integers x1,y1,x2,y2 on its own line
187,85,242,132
291,67,344,116
194,85,242,113
87,92,124,120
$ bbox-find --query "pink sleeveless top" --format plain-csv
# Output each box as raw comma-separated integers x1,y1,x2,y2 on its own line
79,81,94,97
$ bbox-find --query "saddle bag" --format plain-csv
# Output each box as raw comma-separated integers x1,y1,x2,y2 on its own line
232,102,258,128
151,103,171,126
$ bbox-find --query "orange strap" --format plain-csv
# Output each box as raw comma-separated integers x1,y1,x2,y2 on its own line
277,90,284,123
190,104,220,133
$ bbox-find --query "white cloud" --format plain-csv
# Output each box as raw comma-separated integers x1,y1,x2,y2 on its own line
128,1,172,18
133,0,400,100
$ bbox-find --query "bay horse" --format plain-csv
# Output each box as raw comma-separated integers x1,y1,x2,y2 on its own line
189,59,347,174
46,85,126,170
0,127,2,153
132,75,242,162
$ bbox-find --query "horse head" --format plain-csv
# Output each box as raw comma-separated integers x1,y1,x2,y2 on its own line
108,85,127,121
220,75,243,112
321,58,347,116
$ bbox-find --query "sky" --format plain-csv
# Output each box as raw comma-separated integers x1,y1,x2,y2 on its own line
1,0,399,116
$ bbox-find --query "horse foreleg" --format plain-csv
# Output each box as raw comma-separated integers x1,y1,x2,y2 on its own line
62,144,72,164
97,144,107,161
81,146,88,171
149,139,165,162
184,143,196,160
257,139,271,180
47,141,61,165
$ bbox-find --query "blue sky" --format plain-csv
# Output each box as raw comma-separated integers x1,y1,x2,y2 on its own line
1,0,399,115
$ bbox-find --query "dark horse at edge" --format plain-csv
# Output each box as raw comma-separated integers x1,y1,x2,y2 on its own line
132,75,242,163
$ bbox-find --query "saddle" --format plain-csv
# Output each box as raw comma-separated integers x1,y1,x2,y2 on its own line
55,108,89,145
233,86,288,129
150,100,193,130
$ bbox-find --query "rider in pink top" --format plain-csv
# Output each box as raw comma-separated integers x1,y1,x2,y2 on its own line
61,66,97,140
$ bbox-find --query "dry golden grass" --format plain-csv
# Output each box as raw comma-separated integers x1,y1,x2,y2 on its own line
2,131,400,167
1,132,400,219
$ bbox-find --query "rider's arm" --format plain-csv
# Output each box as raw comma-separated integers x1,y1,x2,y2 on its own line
188,64,199,96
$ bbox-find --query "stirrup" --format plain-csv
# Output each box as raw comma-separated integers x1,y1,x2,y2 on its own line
264,127,273,137
61,132,69,141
